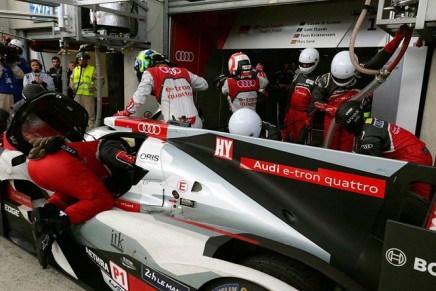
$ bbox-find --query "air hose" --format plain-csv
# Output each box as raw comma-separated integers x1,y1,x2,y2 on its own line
323,0,412,148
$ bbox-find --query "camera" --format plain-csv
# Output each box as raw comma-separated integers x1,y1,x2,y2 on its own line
0,43,20,64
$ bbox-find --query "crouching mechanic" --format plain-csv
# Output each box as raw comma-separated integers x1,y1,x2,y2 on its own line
335,100,433,200
115,49,208,128
28,136,135,268
228,108,282,140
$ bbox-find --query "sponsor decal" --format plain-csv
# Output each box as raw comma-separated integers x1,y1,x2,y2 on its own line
177,180,188,193
86,247,110,273
214,137,233,160
113,118,168,140
138,123,162,135
361,144,373,150
175,51,194,63
240,157,386,198
236,79,256,88
139,153,160,162
101,270,125,291
212,284,240,291
4,204,20,217
414,258,436,276
111,230,124,253
373,118,385,128
385,247,436,276
110,261,129,290
6,184,32,208
121,257,136,271
141,264,190,291
381,221,436,290
159,67,182,75
392,126,401,135
385,248,407,267
115,199,141,212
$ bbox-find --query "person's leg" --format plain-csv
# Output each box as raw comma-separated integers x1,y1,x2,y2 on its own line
0,93,14,113
82,96,96,128
29,151,114,224
28,151,113,267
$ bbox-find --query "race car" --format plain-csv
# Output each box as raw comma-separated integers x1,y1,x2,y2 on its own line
1,91,436,291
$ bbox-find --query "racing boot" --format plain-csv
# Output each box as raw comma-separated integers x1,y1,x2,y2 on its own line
33,211,70,269
31,203,59,239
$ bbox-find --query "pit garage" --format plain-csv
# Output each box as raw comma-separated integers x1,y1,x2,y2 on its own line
167,0,435,141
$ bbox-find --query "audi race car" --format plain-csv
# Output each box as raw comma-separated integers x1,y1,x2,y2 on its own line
1,92,436,291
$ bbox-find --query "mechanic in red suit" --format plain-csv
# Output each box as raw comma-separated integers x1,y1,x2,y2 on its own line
28,136,135,268
116,49,208,128
335,100,433,200
222,52,269,113
282,48,320,143
307,24,413,151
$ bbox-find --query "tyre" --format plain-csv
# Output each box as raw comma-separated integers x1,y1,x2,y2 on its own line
238,252,335,291
200,277,268,291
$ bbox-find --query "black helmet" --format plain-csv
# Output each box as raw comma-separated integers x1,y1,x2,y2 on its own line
76,51,90,60
22,84,47,101
335,100,365,134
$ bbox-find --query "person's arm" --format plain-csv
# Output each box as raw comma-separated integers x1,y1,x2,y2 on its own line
307,73,332,115
44,74,56,91
69,69,75,90
188,71,208,91
23,74,30,87
258,74,269,90
221,79,229,96
363,25,413,71
355,136,384,156
10,63,24,79
114,71,153,116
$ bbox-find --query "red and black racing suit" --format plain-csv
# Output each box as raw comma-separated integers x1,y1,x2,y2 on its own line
308,48,395,152
355,118,433,199
282,71,319,142
28,139,135,224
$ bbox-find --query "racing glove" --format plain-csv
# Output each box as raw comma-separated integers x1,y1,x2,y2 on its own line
114,97,137,117
384,24,413,54
44,136,65,154
213,74,227,91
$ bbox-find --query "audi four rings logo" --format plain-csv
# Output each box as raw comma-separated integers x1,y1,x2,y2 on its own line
237,80,256,88
385,248,407,267
159,67,182,75
138,123,161,135
175,51,194,62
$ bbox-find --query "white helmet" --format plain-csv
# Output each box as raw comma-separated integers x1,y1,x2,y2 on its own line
229,108,262,137
9,39,24,53
331,51,358,87
228,52,252,76
299,48,319,74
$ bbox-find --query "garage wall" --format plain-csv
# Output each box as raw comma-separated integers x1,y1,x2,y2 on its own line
420,48,436,163
168,0,327,14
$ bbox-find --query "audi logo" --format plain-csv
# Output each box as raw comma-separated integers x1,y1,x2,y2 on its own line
175,51,194,62
138,123,162,135
159,67,182,75
237,80,256,88
385,248,407,267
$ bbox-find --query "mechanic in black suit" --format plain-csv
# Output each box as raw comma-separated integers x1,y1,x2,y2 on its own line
335,100,433,200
